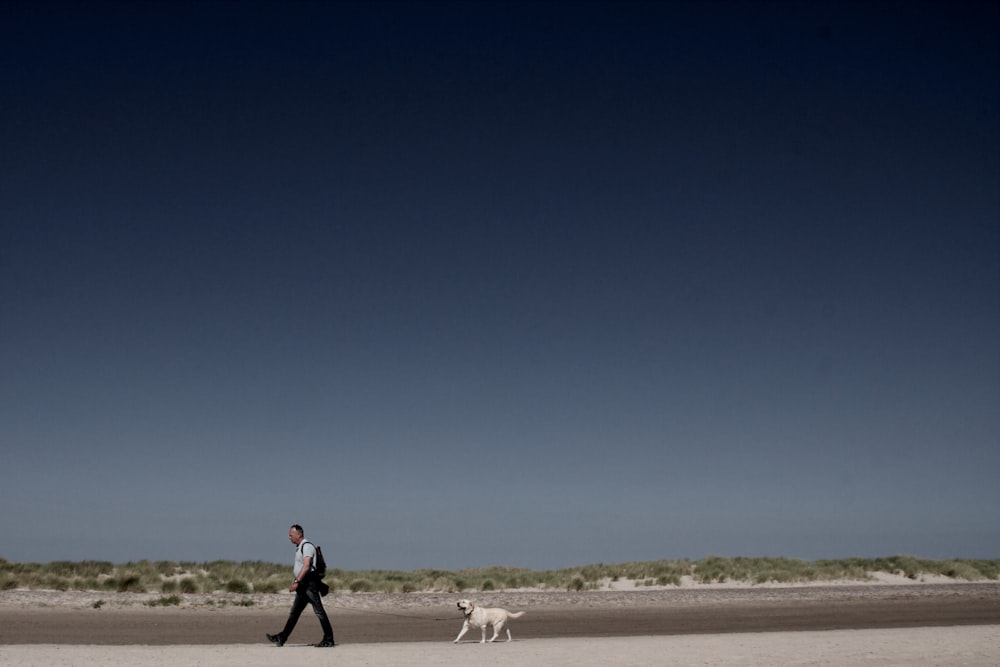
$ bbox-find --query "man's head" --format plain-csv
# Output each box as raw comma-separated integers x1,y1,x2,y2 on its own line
288,524,304,546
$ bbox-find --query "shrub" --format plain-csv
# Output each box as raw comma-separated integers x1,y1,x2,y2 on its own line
146,595,181,607
83,561,115,577
255,579,281,594
47,561,78,577
967,560,1000,580
116,575,145,593
657,573,681,586
225,580,250,594
179,578,199,594
349,579,373,592
695,556,732,583
203,578,225,593
941,561,983,581
154,561,176,576
75,577,101,591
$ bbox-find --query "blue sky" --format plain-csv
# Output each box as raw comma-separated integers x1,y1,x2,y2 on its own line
1,1,998,570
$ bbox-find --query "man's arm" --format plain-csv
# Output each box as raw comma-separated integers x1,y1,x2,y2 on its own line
291,555,313,591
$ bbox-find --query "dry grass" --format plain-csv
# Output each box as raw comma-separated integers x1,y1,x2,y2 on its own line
1,555,996,594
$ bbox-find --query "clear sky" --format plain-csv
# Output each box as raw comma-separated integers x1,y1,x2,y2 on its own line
1,1,998,571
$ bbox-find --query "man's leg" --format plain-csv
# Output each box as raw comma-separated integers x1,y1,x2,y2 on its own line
272,588,309,643
305,583,335,646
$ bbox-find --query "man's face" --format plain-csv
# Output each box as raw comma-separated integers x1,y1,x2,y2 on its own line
288,528,302,546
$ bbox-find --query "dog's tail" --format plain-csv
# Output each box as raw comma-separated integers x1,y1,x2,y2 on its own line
508,611,526,619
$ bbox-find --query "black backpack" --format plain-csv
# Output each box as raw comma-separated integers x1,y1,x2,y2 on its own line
303,541,327,579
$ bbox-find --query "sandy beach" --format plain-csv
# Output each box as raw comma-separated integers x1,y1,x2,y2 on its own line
1,628,998,667
2,580,998,665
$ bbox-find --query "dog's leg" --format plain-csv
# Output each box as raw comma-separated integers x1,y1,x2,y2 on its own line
480,624,488,643
454,621,470,643
489,620,505,643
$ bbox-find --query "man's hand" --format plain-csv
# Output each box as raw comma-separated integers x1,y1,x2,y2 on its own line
290,555,312,592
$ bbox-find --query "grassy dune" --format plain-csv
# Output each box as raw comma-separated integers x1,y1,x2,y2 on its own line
1,555,997,595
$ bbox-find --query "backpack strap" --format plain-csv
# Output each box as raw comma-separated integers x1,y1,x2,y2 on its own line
301,541,316,571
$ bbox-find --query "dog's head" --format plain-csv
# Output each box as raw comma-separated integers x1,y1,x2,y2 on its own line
456,599,474,616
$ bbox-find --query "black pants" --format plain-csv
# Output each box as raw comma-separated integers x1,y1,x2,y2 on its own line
280,577,334,642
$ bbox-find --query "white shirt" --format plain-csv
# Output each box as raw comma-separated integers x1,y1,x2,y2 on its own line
295,541,317,576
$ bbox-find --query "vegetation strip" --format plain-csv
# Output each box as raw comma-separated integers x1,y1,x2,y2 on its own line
2,555,997,595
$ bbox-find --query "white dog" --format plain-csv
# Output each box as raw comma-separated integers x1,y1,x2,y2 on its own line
453,599,526,643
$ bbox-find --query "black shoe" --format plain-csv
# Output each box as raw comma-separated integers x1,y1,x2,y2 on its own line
315,639,335,647
266,633,285,647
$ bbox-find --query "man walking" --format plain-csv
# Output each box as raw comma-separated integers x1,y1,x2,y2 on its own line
266,524,335,647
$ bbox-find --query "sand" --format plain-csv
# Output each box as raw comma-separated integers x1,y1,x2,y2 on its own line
2,628,998,666
2,580,999,665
